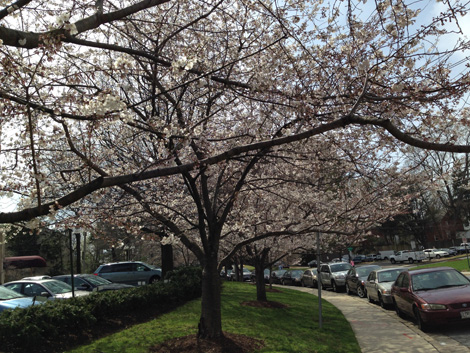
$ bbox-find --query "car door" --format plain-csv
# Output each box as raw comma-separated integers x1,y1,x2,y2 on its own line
394,272,413,315
133,263,151,285
365,271,377,301
347,268,359,292
320,265,329,287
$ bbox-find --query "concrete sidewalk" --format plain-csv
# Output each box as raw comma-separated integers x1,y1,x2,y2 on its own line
295,287,470,353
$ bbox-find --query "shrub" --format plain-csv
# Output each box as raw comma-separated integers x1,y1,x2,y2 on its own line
0,266,202,352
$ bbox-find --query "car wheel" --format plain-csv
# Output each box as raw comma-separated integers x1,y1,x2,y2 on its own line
357,286,366,298
345,283,351,295
149,276,160,284
332,281,338,292
390,259,396,264
394,300,405,319
414,307,429,332
408,258,414,264
436,255,441,259
378,294,385,308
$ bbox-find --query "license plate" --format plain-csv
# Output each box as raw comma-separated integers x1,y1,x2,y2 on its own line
461,311,470,319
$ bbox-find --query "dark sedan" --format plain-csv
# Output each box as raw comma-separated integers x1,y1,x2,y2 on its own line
345,264,381,298
391,267,470,332
53,274,134,292
280,269,304,286
270,269,287,284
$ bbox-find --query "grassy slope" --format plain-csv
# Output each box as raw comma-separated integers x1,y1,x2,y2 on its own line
67,281,360,353
411,256,470,272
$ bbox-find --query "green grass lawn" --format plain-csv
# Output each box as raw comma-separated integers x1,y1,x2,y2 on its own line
412,255,470,272
67,281,360,353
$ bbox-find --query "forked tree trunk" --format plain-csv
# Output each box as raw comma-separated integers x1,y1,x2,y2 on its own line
198,257,223,339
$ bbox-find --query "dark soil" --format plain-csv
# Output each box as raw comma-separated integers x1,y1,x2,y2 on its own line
149,299,286,353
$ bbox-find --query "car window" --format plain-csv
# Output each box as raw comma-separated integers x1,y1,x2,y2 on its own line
24,283,46,296
367,272,376,281
401,273,409,288
4,283,23,294
98,265,112,273
330,263,352,272
378,269,403,283
41,280,73,294
395,272,405,287
0,286,26,299
85,276,111,285
135,263,148,272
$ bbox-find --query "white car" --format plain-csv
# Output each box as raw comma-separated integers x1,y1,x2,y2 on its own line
423,248,449,259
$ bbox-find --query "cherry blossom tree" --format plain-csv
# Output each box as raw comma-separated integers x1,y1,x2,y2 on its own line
1,0,470,341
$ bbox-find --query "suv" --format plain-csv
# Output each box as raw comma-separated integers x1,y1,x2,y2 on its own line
319,262,352,292
93,261,162,286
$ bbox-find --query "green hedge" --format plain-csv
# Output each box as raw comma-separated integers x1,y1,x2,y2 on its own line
0,266,202,353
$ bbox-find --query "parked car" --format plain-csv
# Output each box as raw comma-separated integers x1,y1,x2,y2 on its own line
0,286,43,313
301,268,318,288
423,248,449,259
364,267,406,308
391,267,470,332
345,264,382,298
53,274,134,292
319,262,353,292
446,247,458,256
230,268,253,281
271,269,287,284
220,269,232,280
280,269,304,286
93,261,162,285
3,278,90,300
351,255,365,263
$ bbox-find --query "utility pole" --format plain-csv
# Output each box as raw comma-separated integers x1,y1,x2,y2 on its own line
0,231,5,284
317,231,322,329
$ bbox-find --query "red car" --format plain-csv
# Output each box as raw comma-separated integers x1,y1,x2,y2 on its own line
391,267,470,332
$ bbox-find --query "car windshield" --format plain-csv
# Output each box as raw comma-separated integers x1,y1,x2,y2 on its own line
82,276,112,285
356,267,379,277
412,269,470,291
0,286,26,300
41,280,73,294
377,269,403,283
330,263,352,272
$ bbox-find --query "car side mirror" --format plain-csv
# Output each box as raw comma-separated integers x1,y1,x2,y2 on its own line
40,291,51,297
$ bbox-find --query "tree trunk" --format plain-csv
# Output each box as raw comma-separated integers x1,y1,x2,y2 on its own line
161,243,174,279
198,257,223,339
254,265,267,301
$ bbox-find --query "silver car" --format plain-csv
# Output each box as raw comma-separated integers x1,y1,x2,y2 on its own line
364,267,406,308
319,262,353,292
3,278,90,300
301,268,318,288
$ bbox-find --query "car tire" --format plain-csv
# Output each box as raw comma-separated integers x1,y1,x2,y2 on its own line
378,294,385,308
149,276,160,284
332,281,338,292
345,283,351,295
414,307,429,332
357,286,366,298
436,255,441,259
390,259,396,264
408,258,414,264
